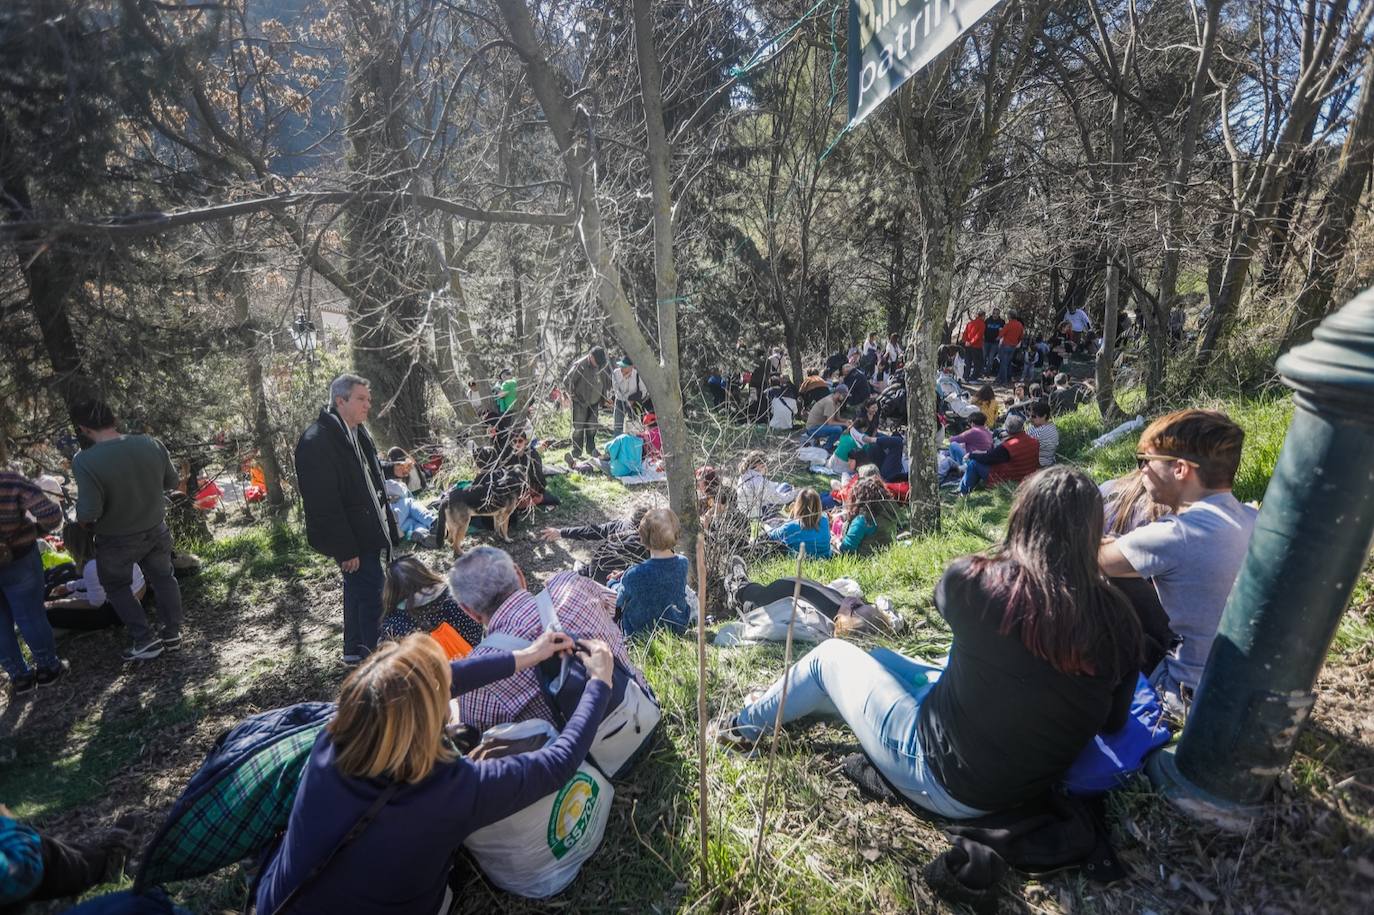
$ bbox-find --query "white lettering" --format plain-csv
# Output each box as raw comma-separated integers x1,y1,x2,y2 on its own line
860,60,877,98
859,0,878,48
878,47,894,77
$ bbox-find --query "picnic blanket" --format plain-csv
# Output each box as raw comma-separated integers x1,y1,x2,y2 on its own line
617,469,666,485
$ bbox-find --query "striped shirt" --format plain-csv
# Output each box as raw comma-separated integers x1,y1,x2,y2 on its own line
459,571,645,732
1028,422,1060,467
0,472,63,555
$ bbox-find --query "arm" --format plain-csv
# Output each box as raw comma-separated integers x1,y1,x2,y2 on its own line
466,679,611,827
1098,540,1141,578
449,652,517,698
838,516,872,554
72,457,104,525
968,444,1010,466
19,483,62,533
0,816,44,905
294,439,358,562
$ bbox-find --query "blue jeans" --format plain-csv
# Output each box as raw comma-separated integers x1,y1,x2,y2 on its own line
0,547,60,677
735,639,985,819
947,440,966,465
996,344,1015,383
982,342,997,375
804,424,845,451
341,550,384,658
959,459,992,494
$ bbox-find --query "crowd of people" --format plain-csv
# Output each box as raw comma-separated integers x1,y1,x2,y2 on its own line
0,306,1265,912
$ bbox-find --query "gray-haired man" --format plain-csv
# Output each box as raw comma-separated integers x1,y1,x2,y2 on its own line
294,374,400,662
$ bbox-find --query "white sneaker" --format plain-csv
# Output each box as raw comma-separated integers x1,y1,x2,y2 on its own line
123,640,164,661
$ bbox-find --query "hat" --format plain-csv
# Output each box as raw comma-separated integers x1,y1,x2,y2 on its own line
833,383,849,395
642,412,657,426
35,474,65,498
618,356,633,367
384,479,407,502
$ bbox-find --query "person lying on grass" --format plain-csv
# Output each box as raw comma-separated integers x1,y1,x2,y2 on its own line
256,632,612,915
43,522,140,631
764,488,831,559
538,504,650,585
713,466,1143,819
610,508,690,638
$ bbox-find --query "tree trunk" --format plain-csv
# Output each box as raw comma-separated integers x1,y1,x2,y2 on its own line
1281,46,1374,349
1152,0,1222,405
227,260,287,512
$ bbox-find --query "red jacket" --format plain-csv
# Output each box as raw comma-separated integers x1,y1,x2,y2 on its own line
987,433,1041,486
962,318,986,348
999,319,1025,347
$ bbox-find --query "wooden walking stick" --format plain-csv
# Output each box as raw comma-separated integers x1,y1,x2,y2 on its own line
753,543,806,870
695,536,710,888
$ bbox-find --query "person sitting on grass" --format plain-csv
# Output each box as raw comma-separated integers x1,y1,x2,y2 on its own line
452,547,647,733
611,508,691,638
504,429,560,509
958,414,1041,495
43,523,141,632
827,420,872,479
735,451,796,522
803,384,849,450
834,476,886,555
765,488,831,558
945,411,992,465
380,556,485,658
971,384,999,429
255,632,612,915
539,505,649,584
1026,400,1060,467
713,466,1143,820
384,480,437,547
1098,409,1257,717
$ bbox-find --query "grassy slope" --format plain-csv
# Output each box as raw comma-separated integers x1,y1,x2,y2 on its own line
5,392,1373,913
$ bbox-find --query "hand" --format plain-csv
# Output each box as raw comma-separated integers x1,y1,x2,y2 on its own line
514,630,575,671
576,638,614,685
538,527,562,543
607,569,624,582
339,556,360,573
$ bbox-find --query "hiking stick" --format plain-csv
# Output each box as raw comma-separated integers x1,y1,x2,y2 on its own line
752,543,806,871
694,536,710,889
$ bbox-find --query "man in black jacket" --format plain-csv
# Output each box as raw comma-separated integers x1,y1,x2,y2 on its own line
294,374,400,662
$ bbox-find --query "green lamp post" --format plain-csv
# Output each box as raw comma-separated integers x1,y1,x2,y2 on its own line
1148,285,1374,830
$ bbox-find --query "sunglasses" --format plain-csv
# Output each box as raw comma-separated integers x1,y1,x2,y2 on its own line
1135,452,1201,470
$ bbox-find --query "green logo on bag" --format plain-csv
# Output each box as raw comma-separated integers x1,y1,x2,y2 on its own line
547,772,600,860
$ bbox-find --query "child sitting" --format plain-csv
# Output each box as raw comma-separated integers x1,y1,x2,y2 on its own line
971,384,1000,428
380,556,485,658
834,476,887,554
735,451,795,521
384,480,437,547
640,413,663,457
766,488,832,558
43,523,141,631
613,508,690,638
827,420,872,480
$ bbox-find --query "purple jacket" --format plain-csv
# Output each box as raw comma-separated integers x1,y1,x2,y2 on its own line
256,652,609,915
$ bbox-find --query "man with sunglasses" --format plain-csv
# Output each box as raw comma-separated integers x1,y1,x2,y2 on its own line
1098,410,1257,716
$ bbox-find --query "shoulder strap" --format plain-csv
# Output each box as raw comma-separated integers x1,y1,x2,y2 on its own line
477,632,532,652
534,587,561,631
268,782,399,915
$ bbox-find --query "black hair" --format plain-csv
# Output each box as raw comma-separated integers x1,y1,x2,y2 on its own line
71,400,117,430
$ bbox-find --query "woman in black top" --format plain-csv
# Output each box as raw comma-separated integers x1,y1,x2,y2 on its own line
720,465,1142,816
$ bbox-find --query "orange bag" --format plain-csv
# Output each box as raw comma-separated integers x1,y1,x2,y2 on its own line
430,622,473,659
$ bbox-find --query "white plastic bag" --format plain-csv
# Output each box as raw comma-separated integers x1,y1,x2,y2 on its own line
796,446,831,465
463,720,614,899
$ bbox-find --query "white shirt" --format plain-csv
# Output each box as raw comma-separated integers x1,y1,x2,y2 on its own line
610,368,643,403
1027,422,1059,467
1065,308,1092,332
72,559,144,606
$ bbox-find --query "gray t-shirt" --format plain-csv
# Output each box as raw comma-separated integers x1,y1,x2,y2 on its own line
1115,492,1258,689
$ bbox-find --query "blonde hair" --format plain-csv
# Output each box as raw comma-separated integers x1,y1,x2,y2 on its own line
788,488,823,529
639,507,680,551
329,634,455,784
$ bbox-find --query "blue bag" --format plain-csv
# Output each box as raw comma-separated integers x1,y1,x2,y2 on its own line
1061,674,1173,796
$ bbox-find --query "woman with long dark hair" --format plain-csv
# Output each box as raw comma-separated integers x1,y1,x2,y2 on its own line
714,465,1142,816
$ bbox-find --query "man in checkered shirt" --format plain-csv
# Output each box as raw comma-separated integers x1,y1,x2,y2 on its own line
448,546,647,732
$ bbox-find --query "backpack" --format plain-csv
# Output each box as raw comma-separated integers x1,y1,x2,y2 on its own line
134,703,335,893
479,591,660,780
1060,674,1173,796
462,720,614,899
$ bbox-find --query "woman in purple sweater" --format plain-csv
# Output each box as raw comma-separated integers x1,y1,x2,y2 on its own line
256,631,613,915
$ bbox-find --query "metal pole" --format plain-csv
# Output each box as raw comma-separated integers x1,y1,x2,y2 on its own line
1148,285,1374,830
